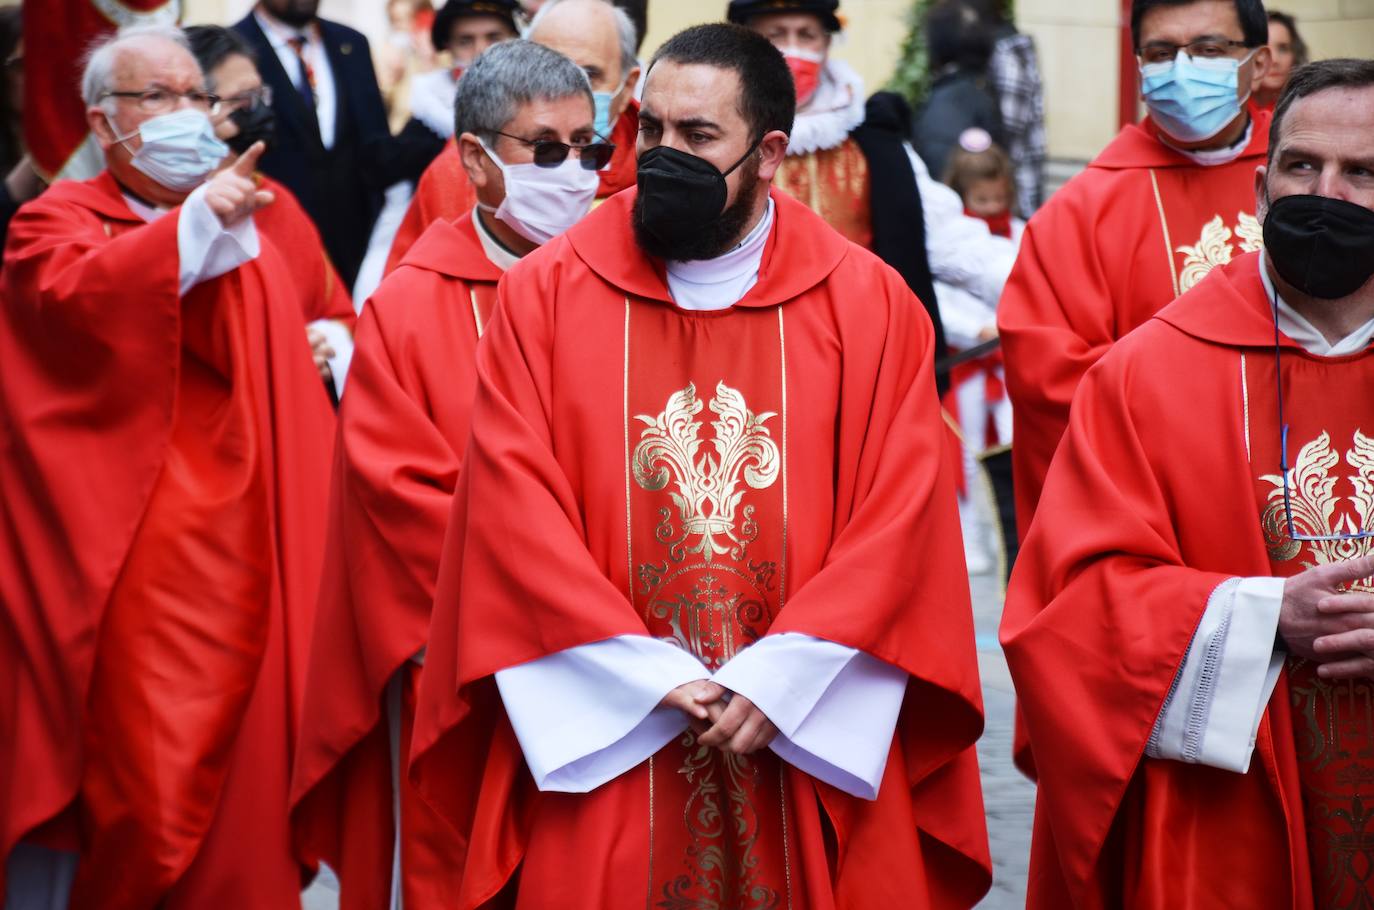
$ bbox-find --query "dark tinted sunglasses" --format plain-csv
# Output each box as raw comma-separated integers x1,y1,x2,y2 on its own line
490,130,616,171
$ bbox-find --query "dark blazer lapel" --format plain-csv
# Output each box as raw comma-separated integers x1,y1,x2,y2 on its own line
238,13,324,149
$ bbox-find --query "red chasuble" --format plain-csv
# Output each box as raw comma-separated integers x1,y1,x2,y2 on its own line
255,174,358,326
383,102,641,274
1002,251,1374,909
0,173,336,908
291,214,501,908
409,188,990,910
998,109,1270,539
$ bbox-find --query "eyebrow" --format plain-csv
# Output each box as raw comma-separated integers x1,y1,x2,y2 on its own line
1278,144,1374,170
1142,33,1240,45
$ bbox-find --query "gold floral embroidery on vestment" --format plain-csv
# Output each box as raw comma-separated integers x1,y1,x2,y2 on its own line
633,382,780,565
1261,429,1374,574
1176,212,1266,293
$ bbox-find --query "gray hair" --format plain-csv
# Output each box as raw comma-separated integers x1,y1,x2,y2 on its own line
82,24,192,111
528,0,638,84
453,39,593,139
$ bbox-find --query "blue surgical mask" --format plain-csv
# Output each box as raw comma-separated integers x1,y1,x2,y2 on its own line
592,75,628,140
1140,49,1255,143
113,109,229,192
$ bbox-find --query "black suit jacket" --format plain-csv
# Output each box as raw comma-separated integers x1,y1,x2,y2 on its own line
233,13,430,289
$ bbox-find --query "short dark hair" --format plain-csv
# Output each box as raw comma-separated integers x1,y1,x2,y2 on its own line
647,23,795,141
1269,58,1374,164
1266,11,1309,67
1130,0,1268,51
926,0,994,71
184,25,258,86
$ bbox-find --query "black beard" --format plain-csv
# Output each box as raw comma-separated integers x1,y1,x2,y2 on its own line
265,0,318,27
632,159,761,262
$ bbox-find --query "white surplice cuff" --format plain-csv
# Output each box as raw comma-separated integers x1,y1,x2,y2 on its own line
713,633,908,800
1147,576,1285,773
495,635,710,793
176,183,260,295
309,318,355,395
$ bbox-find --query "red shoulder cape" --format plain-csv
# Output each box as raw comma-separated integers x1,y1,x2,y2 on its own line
998,108,1270,542
0,172,335,904
383,102,640,274
410,188,991,909
290,214,501,908
1001,252,1316,908
255,174,357,325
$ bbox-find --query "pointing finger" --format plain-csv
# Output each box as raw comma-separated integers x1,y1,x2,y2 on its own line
233,141,266,177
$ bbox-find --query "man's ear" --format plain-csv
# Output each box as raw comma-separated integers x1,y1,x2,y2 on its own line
1254,164,1269,222
1246,46,1274,97
755,129,790,182
458,132,491,189
87,106,118,149
621,65,642,110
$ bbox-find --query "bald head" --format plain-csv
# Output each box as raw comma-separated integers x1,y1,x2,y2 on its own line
528,0,637,92
82,25,199,111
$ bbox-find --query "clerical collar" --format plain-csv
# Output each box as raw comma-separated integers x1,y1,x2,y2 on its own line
665,197,774,312
1260,256,1374,357
1158,118,1253,167
120,189,167,224
787,58,867,157
472,206,522,272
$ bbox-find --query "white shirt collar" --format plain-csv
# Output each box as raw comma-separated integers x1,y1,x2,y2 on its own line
786,58,866,157
122,192,166,223
1260,256,1374,357
472,207,521,272
1158,119,1253,167
254,8,316,48
665,197,774,312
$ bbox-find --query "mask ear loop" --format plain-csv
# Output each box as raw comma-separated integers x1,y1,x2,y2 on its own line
719,133,766,179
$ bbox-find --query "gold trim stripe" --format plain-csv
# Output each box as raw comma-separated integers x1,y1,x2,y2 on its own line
470,287,486,338
1149,168,1181,298
1240,352,1251,464
777,305,789,611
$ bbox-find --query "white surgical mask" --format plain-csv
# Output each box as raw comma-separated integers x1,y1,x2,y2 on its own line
478,140,600,245
113,109,228,192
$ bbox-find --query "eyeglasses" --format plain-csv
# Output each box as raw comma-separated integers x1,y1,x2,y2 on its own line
489,130,616,170
102,88,223,117
1137,38,1250,66
218,86,274,115
1271,285,1374,543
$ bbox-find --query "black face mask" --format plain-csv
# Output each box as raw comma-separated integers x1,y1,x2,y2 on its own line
1262,193,1374,300
632,139,761,255
227,103,277,156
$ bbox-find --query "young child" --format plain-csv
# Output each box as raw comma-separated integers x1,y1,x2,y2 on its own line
937,128,1022,576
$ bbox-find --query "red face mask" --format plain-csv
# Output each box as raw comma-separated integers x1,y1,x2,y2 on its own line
783,49,824,106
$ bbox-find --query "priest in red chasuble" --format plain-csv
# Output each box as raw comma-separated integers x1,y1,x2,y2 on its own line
291,40,606,910
0,25,336,910
1001,60,1374,909
409,23,990,910
998,0,1275,538
384,0,640,274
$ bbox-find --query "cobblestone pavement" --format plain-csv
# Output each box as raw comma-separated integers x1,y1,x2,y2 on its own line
300,570,1034,909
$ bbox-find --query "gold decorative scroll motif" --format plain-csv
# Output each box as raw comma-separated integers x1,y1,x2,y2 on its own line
1176,212,1263,293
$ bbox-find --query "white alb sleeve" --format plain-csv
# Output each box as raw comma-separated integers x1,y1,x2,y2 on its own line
308,318,355,395
1147,576,1286,773
906,143,1017,306
495,635,711,793
176,183,260,295
711,633,908,800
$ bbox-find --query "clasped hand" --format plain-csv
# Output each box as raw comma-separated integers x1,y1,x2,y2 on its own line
659,681,778,755
1280,554,1374,679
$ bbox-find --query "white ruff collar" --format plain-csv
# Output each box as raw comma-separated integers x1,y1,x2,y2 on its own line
786,57,866,157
